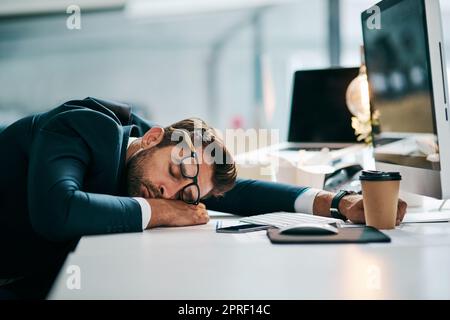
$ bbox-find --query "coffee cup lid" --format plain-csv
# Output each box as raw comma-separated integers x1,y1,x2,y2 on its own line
359,170,402,181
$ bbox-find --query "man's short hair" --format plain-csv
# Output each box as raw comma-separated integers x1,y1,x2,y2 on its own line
158,118,237,197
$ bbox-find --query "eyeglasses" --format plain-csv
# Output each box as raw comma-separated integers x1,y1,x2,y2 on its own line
179,151,200,205
174,129,200,205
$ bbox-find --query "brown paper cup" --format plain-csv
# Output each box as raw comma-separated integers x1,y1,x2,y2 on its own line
361,180,400,229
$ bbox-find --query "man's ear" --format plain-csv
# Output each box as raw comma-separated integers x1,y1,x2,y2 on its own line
141,127,165,149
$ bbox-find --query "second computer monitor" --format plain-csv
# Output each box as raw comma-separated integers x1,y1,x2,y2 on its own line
287,67,359,144
362,0,450,199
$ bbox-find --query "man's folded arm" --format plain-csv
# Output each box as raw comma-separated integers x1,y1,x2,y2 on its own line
28,119,143,242
203,178,312,216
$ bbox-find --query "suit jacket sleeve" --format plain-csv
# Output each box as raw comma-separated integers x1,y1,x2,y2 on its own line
203,178,309,216
28,109,143,242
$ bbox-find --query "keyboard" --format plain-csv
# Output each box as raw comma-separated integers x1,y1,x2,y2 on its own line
240,212,344,228
280,147,343,152
373,137,402,147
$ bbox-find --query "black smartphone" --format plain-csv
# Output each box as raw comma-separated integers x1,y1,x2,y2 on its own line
216,223,270,233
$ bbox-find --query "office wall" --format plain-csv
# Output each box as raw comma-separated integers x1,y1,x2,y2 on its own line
0,11,222,127
213,1,327,135
0,1,327,143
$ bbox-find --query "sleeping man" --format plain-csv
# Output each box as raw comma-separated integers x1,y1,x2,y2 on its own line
0,97,407,279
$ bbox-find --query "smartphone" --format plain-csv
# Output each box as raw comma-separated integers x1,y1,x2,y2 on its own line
216,223,270,233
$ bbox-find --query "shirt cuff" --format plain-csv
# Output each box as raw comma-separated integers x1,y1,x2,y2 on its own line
133,197,152,230
294,188,321,214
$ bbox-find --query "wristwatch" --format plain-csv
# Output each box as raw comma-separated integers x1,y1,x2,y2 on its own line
330,190,356,221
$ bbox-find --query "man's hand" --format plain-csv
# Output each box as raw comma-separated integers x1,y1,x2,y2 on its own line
145,199,209,229
339,194,407,225
313,191,408,225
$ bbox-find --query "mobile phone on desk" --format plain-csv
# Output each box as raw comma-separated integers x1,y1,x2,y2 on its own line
216,223,270,233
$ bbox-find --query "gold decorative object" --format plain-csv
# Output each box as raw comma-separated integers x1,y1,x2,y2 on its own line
346,46,374,144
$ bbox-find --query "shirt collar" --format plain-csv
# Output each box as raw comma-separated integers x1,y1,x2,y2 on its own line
127,137,138,149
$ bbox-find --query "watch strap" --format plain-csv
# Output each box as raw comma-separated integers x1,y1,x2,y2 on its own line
330,190,351,221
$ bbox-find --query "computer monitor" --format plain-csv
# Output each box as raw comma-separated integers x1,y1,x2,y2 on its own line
362,0,450,199
287,68,359,144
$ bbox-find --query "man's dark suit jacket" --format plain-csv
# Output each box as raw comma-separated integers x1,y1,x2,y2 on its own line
0,97,307,277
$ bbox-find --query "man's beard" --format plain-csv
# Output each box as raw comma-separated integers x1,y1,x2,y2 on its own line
126,148,162,199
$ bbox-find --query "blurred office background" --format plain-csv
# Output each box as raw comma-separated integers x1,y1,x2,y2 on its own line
1,0,450,141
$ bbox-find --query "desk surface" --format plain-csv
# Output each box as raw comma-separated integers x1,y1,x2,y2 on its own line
48,147,450,299
48,211,450,300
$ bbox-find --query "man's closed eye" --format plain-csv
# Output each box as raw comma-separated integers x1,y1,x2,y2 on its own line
169,164,181,181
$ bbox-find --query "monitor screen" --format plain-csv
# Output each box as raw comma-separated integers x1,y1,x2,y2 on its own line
362,0,440,171
287,68,359,143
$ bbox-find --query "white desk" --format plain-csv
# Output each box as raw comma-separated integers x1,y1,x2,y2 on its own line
48,210,450,300
48,145,450,299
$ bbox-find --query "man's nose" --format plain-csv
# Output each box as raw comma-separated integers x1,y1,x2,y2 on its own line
159,183,180,200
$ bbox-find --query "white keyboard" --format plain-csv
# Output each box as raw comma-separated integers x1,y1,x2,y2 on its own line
240,212,344,228
403,211,450,223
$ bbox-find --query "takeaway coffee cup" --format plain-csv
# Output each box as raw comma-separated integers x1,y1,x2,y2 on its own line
359,171,402,230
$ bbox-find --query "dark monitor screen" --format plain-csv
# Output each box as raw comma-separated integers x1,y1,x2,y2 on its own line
362,0,440,171
287,68,359,143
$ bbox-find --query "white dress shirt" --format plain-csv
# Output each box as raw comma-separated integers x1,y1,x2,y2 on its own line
128,138,152,230
127,138,319,230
